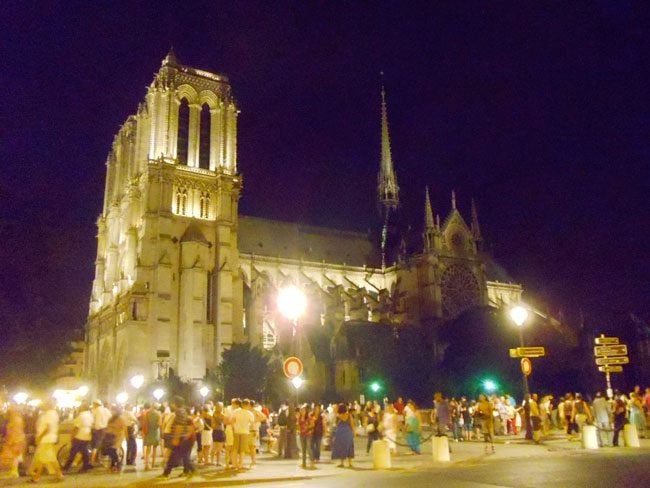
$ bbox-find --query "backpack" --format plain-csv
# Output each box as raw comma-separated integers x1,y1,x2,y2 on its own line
277,410,288,426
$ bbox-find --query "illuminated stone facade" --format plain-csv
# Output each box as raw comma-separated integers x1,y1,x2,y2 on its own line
84,53,522,398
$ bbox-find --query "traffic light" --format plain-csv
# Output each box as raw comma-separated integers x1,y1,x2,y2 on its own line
482,378,497,393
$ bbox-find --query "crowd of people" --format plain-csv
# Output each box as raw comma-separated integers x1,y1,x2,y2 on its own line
0,385,648,482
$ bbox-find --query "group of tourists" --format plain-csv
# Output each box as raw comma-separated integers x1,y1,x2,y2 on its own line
1,385,649,482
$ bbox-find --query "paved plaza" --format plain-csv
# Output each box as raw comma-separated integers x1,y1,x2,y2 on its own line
4,431,649,487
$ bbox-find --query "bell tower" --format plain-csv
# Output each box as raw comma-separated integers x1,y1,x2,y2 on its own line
86,52,244,394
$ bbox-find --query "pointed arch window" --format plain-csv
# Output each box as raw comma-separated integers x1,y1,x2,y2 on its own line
199,103,211,170
177,98,189,165
199,191,210,219
175,188,188,216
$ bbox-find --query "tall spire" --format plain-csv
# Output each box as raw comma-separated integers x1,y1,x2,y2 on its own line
377,80,399,211
451,189,457,210
424,186,434,229
471,198,483,244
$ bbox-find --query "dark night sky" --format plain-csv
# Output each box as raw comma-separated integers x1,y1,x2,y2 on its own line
2,1,649,383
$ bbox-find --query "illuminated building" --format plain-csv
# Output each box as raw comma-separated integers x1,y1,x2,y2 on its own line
84,52,522,397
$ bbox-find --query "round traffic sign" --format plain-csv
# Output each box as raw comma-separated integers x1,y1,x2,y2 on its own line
283,356,303,379
521,358,532,376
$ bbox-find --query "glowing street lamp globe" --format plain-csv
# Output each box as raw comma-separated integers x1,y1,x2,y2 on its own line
116,391,129,405
130,374,145,389
153,388,165,401
199,386,210,398
13,392,28,405
291,376,304,390
370,382,381,393
277,285,307,322
510,305,529,327
78,385,90,397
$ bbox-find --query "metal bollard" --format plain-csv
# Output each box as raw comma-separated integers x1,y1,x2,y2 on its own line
432,435,450,462
623,424,640,448
372,439,391,469
581,425,599,450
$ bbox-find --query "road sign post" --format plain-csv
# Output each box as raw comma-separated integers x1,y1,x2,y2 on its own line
594,334,628,398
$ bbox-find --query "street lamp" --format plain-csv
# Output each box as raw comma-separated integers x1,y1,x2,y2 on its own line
291,376,304,404
153,388,165,401
510,305,532,440
130,374,145,389
116,391,129,405
199,386,209,401
278,284,307,356
13,392,28,405
483,379,497,393
78,385,90,397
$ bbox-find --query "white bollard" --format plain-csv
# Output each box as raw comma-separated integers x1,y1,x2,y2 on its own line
432,435,450,462
623,424,640,448
581,425,599,450
372,439,391,469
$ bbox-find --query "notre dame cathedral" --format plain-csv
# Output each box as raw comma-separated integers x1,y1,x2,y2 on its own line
84,52,523,398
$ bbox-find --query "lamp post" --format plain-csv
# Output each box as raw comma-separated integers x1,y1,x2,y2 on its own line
291,376,304,405
510,305,532,440
153,388,165,402
130,374,144,407
199,386,209,403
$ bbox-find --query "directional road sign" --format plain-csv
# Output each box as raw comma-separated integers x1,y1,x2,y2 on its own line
595,356,629,366
598,366,623,373
511,346,546,358
594,345,628,357
594,336,619,345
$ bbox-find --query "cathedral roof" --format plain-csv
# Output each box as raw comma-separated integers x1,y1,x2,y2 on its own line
238,215,373,267
180,223,210,245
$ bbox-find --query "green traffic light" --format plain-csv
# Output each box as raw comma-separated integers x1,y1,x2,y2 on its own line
483,379,497,392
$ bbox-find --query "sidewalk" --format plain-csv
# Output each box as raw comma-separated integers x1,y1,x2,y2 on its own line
5,430,649,487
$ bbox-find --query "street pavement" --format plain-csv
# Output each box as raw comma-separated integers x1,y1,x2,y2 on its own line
4,431,650,487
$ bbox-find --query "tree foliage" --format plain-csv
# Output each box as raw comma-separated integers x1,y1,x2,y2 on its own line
217,343,272,401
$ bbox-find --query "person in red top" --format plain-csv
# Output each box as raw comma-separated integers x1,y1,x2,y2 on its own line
394,397,405,428
297,405,315,469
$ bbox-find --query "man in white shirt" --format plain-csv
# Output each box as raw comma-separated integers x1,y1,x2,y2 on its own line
90,399,111,464
63,401,94,472
231,399,254,469
30,398,64,482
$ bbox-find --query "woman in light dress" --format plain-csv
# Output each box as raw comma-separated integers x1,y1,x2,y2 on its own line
382,403,398,454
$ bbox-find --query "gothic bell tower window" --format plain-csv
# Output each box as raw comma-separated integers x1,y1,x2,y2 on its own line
175,188,188,216
198,103,211,169
177,98,189,165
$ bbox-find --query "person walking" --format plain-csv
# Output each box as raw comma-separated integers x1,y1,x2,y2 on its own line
592,392,612,447
231,399,254,470
564,393,578,440
29,399,64,483
63,401,93,473
276,403,288,458
405,400,422,455
141,402,161,470
90,399,111,465
331,404,355,468
365,406,380,453
199,406,213,465
477,394,495,453
431,393,450,437
297,405,315,468
382,403,398,453
310,404,325,462
210,402,226,466
161,397,197,479
0,405,26,479
103,406,127,473
629,392,646,438
529,394,542,444
612,393,628,447
122,404,139,466
572,393,592,440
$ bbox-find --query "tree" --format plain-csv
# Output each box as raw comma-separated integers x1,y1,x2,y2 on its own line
216,343,273,401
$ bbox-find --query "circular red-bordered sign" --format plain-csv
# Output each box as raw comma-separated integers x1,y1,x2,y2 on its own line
521,358,532,376
283,357,303,379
